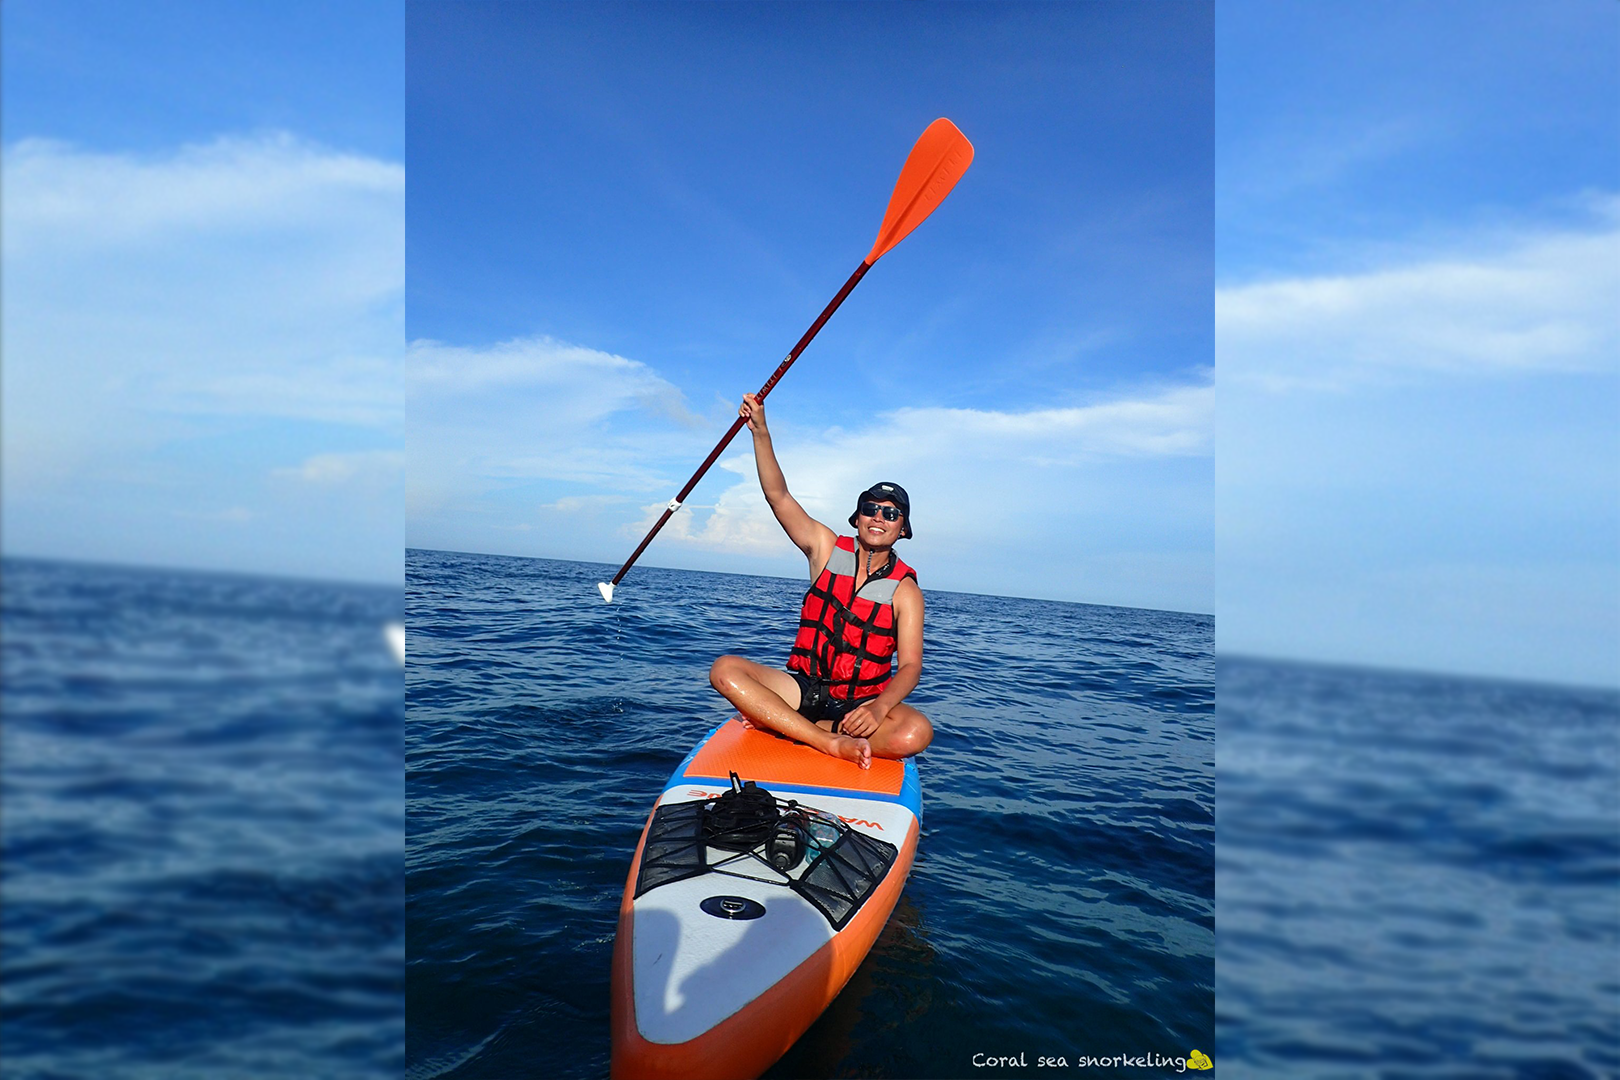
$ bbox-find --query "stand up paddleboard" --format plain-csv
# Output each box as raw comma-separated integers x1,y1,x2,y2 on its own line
611,716,922,1080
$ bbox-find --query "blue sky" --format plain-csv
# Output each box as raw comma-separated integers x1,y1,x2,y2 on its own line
8,1,1606,684
1,1,403,583
1216,0,1619,686
406,2,1214,614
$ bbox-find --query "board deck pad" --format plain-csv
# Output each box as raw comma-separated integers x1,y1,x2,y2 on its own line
681,718,906,796
611,716,921,1080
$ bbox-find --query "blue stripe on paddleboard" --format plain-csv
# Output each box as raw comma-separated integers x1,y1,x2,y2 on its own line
663,719,728,788
670,767,922,818
666,719,924,819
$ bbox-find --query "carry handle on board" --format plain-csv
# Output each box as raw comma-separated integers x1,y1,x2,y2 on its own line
597,119,973,603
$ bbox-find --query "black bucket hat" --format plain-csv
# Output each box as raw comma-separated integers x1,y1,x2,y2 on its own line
849,481,912,539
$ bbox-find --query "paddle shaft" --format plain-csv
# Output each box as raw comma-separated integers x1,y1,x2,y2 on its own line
606,258,873,588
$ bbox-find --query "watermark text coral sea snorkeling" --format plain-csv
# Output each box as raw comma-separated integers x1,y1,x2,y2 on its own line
971,1050,1212,1071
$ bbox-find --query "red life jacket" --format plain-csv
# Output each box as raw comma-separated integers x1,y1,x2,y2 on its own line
787,536,917,702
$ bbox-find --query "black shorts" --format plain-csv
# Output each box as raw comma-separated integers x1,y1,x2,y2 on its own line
789,672,863,731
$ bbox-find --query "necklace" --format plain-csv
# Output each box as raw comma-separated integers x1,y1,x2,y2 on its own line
861,543,892,584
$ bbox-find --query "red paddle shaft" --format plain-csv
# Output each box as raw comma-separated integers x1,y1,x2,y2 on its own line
605,258,872,589
598,119,973,601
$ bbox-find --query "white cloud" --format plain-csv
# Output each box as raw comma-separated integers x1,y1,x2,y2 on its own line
1226,116,1432,202
273,450,405,486
408,335,697,426
1216,198,1620,684
407,335,702,519
887,386,1213,459
632,454,787,555
638,379,1214,562
406,329,1212,611
3,133,404,448
1217,199,1620,391
1,132,403,581
173,506,257,524
4,134,402,255
544,494,632,513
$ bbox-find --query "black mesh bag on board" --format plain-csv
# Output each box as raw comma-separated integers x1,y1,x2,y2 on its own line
792,827,898,930
635,799,708,898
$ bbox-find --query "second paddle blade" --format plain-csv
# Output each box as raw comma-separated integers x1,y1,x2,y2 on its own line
865,118,975,265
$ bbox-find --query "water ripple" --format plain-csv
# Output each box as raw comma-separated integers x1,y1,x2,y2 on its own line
1217,657,1618,1077
1,558,403,1078
407,549,1213,1077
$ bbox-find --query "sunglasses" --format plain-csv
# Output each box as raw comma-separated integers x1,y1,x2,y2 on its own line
859,502,903,521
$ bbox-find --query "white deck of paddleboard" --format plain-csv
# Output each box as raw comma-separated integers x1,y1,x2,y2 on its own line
632,785,917,1045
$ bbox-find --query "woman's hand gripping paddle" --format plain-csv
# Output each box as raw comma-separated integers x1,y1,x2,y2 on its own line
598,118,973,603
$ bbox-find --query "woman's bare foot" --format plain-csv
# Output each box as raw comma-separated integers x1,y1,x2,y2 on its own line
827,734,872,770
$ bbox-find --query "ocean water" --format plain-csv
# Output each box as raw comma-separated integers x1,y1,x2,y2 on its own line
405,548,1215,1078
0,557,405,1078
1216,656,1620,1078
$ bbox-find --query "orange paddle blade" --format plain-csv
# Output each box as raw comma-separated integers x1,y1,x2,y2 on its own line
865,118,974,264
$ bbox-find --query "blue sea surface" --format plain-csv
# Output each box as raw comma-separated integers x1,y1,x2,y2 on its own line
1,557,405,1078
405,548,1215,1078
1217,656,1620,1078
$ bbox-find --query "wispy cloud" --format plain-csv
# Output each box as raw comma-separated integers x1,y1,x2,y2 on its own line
173,506,257,524
2,132,403,580
3,133,404,440
630,455,789,555
407,333,1212,610
406,335,701,518
638,378,1213,556
409,335,698,426
5,133,402,254
887,387,1213,459
1217,198,1620,392
1226,116,1432,202
273,450,405,486
543,494,633,513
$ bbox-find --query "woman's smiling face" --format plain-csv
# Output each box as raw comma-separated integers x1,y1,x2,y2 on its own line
857,500,903,547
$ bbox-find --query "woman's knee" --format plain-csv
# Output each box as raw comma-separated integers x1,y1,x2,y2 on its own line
907,713,935,755
886,712,934,757
709,654,743,690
